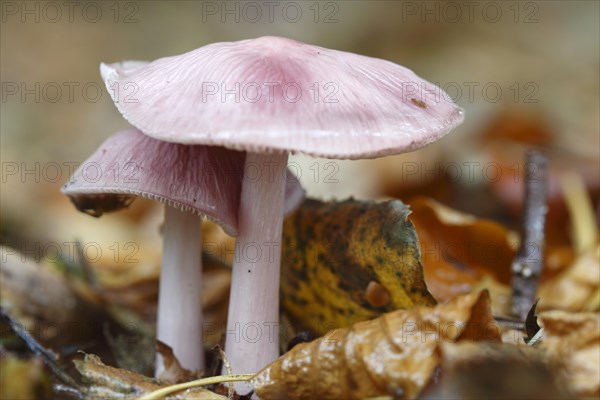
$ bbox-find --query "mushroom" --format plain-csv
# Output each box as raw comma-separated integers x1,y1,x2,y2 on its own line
99,36,464,384
61,128,304,377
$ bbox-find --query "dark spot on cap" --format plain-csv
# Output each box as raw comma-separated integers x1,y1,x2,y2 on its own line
411,98,427,108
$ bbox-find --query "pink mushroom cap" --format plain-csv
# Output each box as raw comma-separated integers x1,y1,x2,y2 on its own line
61,128,305,236
100,36,464,159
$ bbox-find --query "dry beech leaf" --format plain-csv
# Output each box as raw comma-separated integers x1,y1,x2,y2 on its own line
74,353,227,399
281,198,435,337
406,197,516,302
252,291,500,400
538,243,600,312
538,310,600,398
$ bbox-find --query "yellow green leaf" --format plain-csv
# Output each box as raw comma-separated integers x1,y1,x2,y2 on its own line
281,198,435,337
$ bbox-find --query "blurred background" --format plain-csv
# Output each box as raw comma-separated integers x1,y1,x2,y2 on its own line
0,1,600,286
1,1,598,302
0,1,600,240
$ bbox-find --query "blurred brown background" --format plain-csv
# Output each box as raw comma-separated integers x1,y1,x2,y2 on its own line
1,1,599,265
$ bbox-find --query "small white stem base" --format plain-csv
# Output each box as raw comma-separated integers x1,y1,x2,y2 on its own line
225,152,288,392
155,206,204,377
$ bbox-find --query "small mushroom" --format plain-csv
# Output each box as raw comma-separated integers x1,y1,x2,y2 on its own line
99,36,464,387
61,128,304,376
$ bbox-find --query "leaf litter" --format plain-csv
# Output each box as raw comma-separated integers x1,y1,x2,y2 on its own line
2,160,598,399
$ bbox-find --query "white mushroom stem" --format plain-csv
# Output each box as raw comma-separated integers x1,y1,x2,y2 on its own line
225,152,288,389
155,206,204,377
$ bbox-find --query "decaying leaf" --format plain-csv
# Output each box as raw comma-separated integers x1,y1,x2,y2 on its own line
281,198,435,337
103,317,155,376
74,353,227,399
156,341,198,384
538,243,600,312
252,291,500,400
425,341,569,399
406,197,516,302
538,310,600,397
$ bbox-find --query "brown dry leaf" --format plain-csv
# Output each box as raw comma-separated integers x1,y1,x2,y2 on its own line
406,197,516,302
156,341,198,384
281,198,435,338
470,275,512,317
252,290,500,400
537,243,600,312
0,354,51,400
538,310,600,398
426,341,569,399
74,353,227,399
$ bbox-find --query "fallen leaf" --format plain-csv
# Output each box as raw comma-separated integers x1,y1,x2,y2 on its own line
74,353,227,399
425,341,569,399
538,310,600,398
104,321,155,376
281,198,436,337
156,341,198,384
538,243,600,312
470,275,512,316
406,197,516,302
252,291,500,400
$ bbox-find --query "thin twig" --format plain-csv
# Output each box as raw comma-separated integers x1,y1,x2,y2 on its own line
511,149,549,320
0,307,81,390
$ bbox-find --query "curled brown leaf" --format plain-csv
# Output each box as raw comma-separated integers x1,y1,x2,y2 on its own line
252,291,500,400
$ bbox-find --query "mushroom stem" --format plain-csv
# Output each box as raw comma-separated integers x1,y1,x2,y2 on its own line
156,206,204,377
225,152,289,387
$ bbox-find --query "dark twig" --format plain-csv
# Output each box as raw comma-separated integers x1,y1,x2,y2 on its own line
511,150,549,320
0,307,81,390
